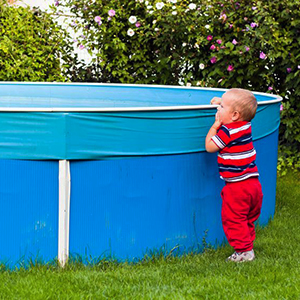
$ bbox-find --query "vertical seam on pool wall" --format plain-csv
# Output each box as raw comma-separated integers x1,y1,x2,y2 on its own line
58,160,71,267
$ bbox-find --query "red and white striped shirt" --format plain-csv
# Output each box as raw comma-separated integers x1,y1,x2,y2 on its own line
211,121,259,182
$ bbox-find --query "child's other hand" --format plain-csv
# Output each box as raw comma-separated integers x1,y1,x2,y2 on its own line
210,97,222,105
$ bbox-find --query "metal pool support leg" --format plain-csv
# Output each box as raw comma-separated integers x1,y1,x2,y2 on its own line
58,160,71,267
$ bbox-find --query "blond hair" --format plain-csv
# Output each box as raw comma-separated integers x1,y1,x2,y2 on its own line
226,88,257,121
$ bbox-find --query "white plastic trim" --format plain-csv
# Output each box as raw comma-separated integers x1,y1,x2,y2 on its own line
0,105,218,112
58,160,71,267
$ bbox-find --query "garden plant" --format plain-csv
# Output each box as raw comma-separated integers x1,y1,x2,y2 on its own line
0,0,75,82
1,0,298,171
51,0,300,172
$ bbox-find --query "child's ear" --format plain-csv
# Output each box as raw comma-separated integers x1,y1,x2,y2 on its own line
231,110,240,121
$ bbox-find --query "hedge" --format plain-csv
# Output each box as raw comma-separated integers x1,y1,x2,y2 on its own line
50,0,300,171
1,0,299,170
0,0,75,81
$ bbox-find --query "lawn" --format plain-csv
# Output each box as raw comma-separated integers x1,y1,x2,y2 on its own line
0,171,299,299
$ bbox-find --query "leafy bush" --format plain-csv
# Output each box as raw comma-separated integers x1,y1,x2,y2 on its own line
52,0,299,170
0,0,75,81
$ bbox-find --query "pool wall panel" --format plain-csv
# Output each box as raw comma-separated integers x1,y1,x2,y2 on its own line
254,129,279,225
69,130,279,262
0,160,58,267
69,154,225,261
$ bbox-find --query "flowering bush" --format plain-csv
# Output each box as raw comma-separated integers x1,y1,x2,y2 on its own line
53,0,300,167
0,1,74,81
50,0,298,169
52,0,214,84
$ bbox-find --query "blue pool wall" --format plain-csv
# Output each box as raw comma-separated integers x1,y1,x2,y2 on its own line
69,130,279,262
0,83,281,266
0,130,278,266
0,160,58,267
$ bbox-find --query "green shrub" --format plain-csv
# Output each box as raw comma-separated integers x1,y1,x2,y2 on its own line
50,0,298,170
0,1,75,81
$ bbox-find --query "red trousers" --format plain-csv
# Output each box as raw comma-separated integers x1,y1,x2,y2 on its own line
221,177,263,252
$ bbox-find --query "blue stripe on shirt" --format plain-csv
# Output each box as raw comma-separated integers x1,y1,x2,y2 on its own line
226,134,252,148
218,162,257,173
218,126,230,138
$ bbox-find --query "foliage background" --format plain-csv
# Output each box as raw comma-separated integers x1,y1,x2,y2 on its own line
1,0,299,170
51,0,299,170
0,0,76,81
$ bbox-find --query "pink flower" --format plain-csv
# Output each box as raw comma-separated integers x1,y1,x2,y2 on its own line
79,44,85,50
229,24,233,29
227,65,234,72
232,39,238,45
108,9,116,17
94,16,102,24
95,16,101,22
219,13,227,21
216,39,222,44
260,52,266,59
280,104,283,111
268,87,273,91
210,45,216,50
245,46,250,51
210,56,217,64
287,68,292,73
250,22,258,28
135,22,141,27
207,35,213,41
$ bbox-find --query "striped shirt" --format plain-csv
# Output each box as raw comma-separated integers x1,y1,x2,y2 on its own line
211,121,259,182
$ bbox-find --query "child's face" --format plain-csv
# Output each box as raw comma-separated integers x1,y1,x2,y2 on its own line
217,93,235,124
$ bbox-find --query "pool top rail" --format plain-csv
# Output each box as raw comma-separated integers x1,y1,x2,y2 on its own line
0,82,282,112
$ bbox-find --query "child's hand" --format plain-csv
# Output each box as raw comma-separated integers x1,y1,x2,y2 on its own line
205,111,222,153
210,97,222,105
213,111,222,129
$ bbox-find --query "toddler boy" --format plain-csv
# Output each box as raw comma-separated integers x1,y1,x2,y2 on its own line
205,88,263,262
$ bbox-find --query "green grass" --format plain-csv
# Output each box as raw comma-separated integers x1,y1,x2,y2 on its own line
0,172,299,299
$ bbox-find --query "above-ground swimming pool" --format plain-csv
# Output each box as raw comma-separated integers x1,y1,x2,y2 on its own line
0,82,281,267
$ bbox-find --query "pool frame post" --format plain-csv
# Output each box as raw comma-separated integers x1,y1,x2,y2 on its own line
58,160,71,267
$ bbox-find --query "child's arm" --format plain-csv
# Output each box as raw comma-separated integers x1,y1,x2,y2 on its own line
205,113,222,153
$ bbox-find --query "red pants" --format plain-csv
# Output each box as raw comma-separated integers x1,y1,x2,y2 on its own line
221,177,263,252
